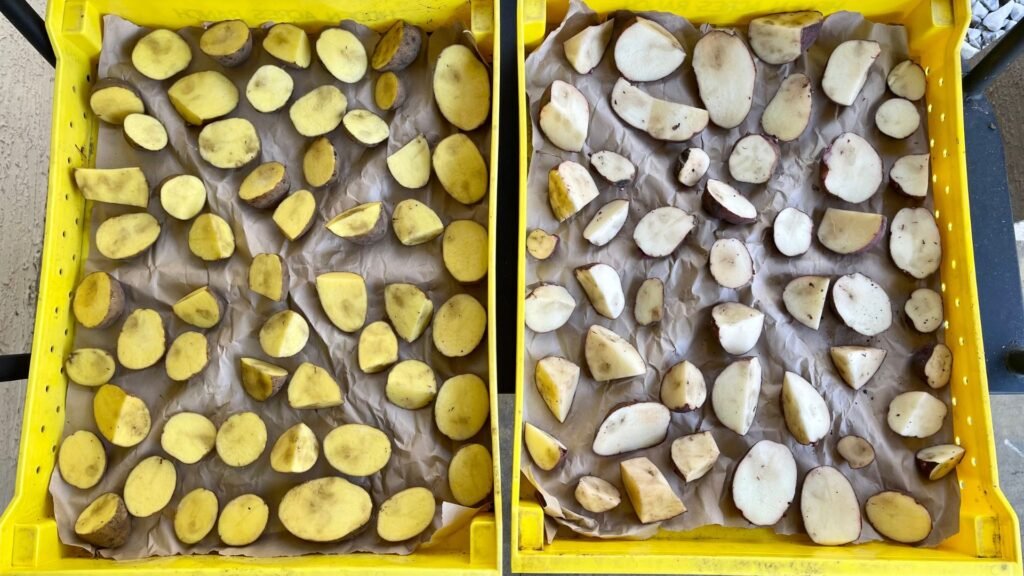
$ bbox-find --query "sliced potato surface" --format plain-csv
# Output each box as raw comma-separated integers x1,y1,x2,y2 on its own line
58,430,106,489
324,423,392,476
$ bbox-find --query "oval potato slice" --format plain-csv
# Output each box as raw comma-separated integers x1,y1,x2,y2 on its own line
93,384,150,447
324,423,392,476
434,134,487,204
448,443,493,506
279,477,372,542
433,294,486,357
58,430,106,489
377,487,436,542
435,373,489,440
433,44,491,131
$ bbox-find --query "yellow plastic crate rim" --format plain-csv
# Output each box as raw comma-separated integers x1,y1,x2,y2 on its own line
511,0,1023,573
0,0,502,574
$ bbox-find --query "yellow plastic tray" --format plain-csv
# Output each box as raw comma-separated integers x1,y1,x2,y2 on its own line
0,0,501,573
512,0,1022,573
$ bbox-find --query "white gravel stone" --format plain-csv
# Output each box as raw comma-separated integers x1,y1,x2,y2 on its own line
983,2,1015,30
962,42,980,60
981,0,1000,12
968,27,983,46
1010,2,1024,20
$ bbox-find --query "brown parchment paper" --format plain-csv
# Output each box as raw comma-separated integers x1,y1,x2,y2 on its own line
50,15,493,559
522,0,959,546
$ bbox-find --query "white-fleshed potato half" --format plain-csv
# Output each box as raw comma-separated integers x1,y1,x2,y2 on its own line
583,199,629,246
358,321,398,374
585,324,646,382
388,134,431,189
837,434,875,468
288,362,344,409
865,491,932,544
564,20,614,74
540,80,590,152
316,28,367,83
712,302,764,356
891,153,930,198
821,132,882,203
159,174,206,220
620,457,686,523
611,78,709,141
831,346,887,390
188,213,235,261
133,29,191,80
801,466,861,545
65,348,116,387
449,444,493,506
822,40,881,106
122,114,168,151
443,220,488,283
326,202,388,244
343,109,389,146
218,494,268,546
677,147,710,187
693,30,756,129
89,79,144,125
660,360,706,412
386,360,437,409
173,286,223,329
712,357,762,435
216,412,267,467
263,23,311,68
761,73,813,141
614,17,686,82
434,374,489,441
535,356,580,423
432,294,487,358
96,212,161,260
279,477,371,542
783,275,830,330
197,118,260,169
385,283,434,342
239,357,288,401
593,402,670,456
575,263,625,319
259,309,309,358
728,134,779,184
875,98,920,139
916,444,965,481
732,440,796,525
239,161,289,209
549,160,599,221
781,371,830,444
525,423,567,471
174,488,218,545
747,11,823,64
324,424,391,476
887,59,927,101
303,134,340,188
165,331,209,382
832,273,892,336
575,476,621,513
246,64,294,112
914,343,953,389
773,207,813,257
372,20,422,72
817,207,886,255
73,271,125,329
433,44,491,131
633,206,697,257
709,238,754,289
167,71,237,125
316,272,367,333
58,430,106,489
527,229,559,260
635,277,664,326
906,288,943,333
117,308,166,370
591,151,635,185
273,190,316,241
377,487,436,542
890,207,942,279
161,412,216,464
393,199,443,246
123,456,176,518
93,384,150,448
702,179,756,224
75,493,130,548
200,20,252,67
670,431,719,482
524,284,576,333
888,391,948,438
289,85,347,137
434,133,488,205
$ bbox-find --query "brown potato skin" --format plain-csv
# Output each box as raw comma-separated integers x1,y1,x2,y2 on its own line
204,21,253,67
373,22,423,72
701,189,755,224
243,166,290,210
76,494,131,548
344,207,389,245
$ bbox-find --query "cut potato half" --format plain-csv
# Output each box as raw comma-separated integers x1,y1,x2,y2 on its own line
890,207,942,279
524,284,575,333
168,71,238,125
289,85,347,137
800,466,861,545
539,80,590,152
614,17,685,82
263,23,311,68
132,29,191,80
387,134,431,189
761,73,813,142
93,384,150,448
728,134,778,184
449,444,493,506
888,60,926,101
611,78,709,141
585,324,646,381
593,402,670,456
174,488,218,544
123,455,176,518
324,424,391,476
65,348,116,387
75,167,148,208
326,202,387,244
159,174,206,220
633,206,696,257
875,98,920,139
259,310,309,358
702,179,756,224
822,40,881,106
316,272,367,333
316,28,367,83
73,272,125,329
732,440,796,525
96,212,161,260
188,213,235,261
197,118,259,169
288,362,344,409
712,357,761,435
239,161,289,209
377,487,435,542
432,294,486,358
200,20,252,67
279,478,371,542
215,412,267,467
343,109,389,146
435,374,489,440
246,64,294,113
433,44,491,131
888,391,947,438
273,190,316,241
693,30,756,129
782,275,829,330
443,220,488,283
122,114,167,152
117,308,165,370
393,199,443,246
218,494,268,546
563,20,614,75
434,134,488,205
58,430,106,489
160,412,216,464
832,273,892,336
386,360,437,409
821,132,882,203
173,286,223,329
89,79,144,124
817,207,886,255
890,153,930,198
709,238,754,289
865,491,932,544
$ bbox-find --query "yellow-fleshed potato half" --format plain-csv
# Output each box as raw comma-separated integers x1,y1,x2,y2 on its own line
392,199,443,246
317,27,368,83
432,294,487,358
218,494,268,546
316,272,368,332
387,134,431,189
433,133,488,204
443,220,488,283
65,348,116,387
448,443,493,506
384,282,433,342
343,109,389,146
288,361,344,409
324,423,392,476
303,136,339,189
122,113,168,151
198,118,260,169
386,360,437,409
159,174,207,220
89,79,144,124
259,310,309,358
433,44,491,131
358,321,398,373
289,85,347,137
435,373,489,440
96,212,161,260
246,64,294,113
325,201,388,244
75,167,149,207
73,271,125,329
372,20,422,72
216,412,267,467
240,357,289,401
160,412,217,464
279,477,372,542
239,161,289,209
173,286,223,328
374,71,406,111
270,422,319,473
377,487,436,542
167,70,237,125
75,493,130,548
165,331,209,381
200,20,252,67
58,430,106,489
263,23,311,68
123,455,177,518
117,308,166,370
273,190,316,241
189,213,235,261
248,253,289,301
93,384,150,447
132,29,192,80
174,488,218,544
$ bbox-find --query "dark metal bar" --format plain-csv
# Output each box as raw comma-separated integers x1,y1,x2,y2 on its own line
0,353,30,383
0,0,54,67
495,0,518,394
964,18,1024,97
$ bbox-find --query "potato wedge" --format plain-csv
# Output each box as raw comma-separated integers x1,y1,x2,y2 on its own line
75,167,149,207
434,134,487,204
611,78,709,141
393,199,443,245
316,272,367,332
117,308,165,370
200,20,252,67
386,360,437,409
575,476,621,513
58,430,106,489
279,477,371,542
385,283,433,342
159,174,206,220
173,286,223,328
671,431,719,481
324,423,392,476
620,457,685,523
374,71,406,110
239,357,289,401
165,331,209,381
433,44,491,131
635,277,664,326
216,411,267,467
239,162,289,209
124,455,176,517
693,29,756,129
75,493,129,548
263,23,311,68
378,487,435,542
174,488,218,544
660,360,706,412
317,27,367,83
303,136,339,189
563,20,614,75
218,494,268,546
249,253,288,301
198,118,260,169
822,40,881,106
290,85,347,137
325,201,388,244
435,374,489,440
535,356,579,422
161,412,216,464
122,113,168,151
287,361,344,408
548,161,598,222
343,109,389,146
73,272,125,329
443,220,488,282
373,20,423,71
761,73,812,142
65,348,116,387
387,134,431,189
358,321,398,373
246,64,294,112
96,212,161,260
270,422,319,473
188,213,235,261
89,79,144,124
585,324,645,381
259,309,309,358
93,384,150,447
539,80,590,152
432,294,486,357
133,29,191,80
168,71,237,125
273,190,316,241
748,11,822,64
448,443,493,506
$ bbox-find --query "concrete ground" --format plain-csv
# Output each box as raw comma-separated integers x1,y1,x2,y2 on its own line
2,2,1024,572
